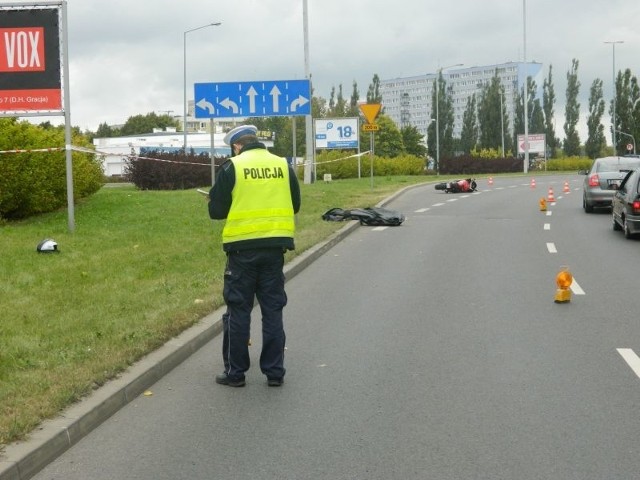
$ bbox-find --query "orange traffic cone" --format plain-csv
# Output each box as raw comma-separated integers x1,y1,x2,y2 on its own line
530,178,536,189
488,176,494,186
563,181,570,194
547,187,556,203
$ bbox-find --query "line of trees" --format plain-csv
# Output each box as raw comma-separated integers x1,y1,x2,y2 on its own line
436,60,640,160
91,60,640,162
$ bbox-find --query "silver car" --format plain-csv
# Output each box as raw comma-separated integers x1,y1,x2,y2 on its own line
581,156,640,213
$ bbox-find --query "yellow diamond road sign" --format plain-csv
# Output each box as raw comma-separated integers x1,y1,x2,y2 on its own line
359,103,381,124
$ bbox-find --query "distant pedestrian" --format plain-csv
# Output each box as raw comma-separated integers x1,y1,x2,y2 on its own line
208,125,301,387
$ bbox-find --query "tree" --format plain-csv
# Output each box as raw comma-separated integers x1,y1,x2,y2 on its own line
530,98,545,134
366,74,382,104
542,65,559,157
478,74,507,151
401,125,427,158
119,112,179,136
360,114,403,157
563,59,581,156
427,72,455,168
348,80,360,117
513,76,539,148
96,122,117,138
460,93,478,154
585,79,606,159
611,68,640,155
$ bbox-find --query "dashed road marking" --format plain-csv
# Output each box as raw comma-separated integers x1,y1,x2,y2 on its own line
617,348,640,379
544,223,551,230
570,278,585,295
415,208,430,213
546,242,557,253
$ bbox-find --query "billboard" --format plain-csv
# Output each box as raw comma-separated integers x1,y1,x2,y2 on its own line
314,118,359,149
517,133,546,155
0,6,61,112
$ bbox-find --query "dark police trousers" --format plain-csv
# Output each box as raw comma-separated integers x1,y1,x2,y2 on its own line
222,248,287,381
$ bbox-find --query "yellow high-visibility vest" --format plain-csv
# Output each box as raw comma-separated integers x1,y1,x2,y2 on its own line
222,149,295,244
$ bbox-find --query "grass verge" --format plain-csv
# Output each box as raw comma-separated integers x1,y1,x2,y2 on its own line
0,175,431,447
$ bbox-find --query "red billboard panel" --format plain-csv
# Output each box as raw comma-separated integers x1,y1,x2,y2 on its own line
0,7,61,112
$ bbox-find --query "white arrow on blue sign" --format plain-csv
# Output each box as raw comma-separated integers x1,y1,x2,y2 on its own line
194,79,311,119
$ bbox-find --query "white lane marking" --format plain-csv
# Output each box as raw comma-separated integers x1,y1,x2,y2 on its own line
544,223,551,230
432,202,445,207
546,211,552,216
460,195,470,198
496,187,505,190
546,242,557,253
447,198,458,202
415,208,430,213
372,226,388,231
570,278,585,295
617,349,640,379
509,185,518,188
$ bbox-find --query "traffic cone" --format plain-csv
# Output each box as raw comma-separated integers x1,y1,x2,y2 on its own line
488,176,494,186
530,178,536,189
563,181,570,194
547,187,555,203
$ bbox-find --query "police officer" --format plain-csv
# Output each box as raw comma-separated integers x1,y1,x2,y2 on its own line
208,125,301,387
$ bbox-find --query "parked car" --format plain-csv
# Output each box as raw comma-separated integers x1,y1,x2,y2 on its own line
581,156,640,212
612,168,640,238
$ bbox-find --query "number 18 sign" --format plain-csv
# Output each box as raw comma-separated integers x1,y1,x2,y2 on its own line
314,118,359,149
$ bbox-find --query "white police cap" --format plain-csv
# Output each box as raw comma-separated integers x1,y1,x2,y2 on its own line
223,125,258,146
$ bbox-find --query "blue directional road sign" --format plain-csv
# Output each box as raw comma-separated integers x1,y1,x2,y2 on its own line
194,79,311,119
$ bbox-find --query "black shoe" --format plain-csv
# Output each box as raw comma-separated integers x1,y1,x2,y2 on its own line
215,373,245,387
267,377,284,387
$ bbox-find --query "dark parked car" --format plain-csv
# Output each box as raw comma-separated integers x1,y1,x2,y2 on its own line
581,156,640,212
612,168,640,238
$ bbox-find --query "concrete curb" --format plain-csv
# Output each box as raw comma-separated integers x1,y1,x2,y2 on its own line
0,182,423,480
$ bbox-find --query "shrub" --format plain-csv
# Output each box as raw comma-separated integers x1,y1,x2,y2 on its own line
0,119,103,220
545,156,592,171
314,150,425,179
126,150,228,190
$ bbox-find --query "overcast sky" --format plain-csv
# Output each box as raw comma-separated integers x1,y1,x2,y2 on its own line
15,0,640,141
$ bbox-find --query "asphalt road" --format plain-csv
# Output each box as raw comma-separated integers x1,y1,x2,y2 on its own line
31,175,640,480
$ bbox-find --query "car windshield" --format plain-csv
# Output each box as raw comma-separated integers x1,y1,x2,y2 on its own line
596,159,640,173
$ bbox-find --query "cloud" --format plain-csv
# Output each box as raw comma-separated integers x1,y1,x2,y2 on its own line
6,0,638,143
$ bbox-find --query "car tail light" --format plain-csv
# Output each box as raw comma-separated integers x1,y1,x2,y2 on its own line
633,200,640,214
588,174,600,187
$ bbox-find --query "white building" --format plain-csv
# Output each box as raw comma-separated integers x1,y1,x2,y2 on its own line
93,126,274,177
380,61,544,139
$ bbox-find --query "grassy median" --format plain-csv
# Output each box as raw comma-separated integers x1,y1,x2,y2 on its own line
0,175,433,447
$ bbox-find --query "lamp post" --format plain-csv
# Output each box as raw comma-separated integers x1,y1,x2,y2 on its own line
523,0,529,173
604,40,623,154
183,22,221,151
435,63,462,175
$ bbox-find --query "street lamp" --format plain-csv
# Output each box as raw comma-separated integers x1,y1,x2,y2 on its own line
183,22,221,151
435,63,462,175
604,40,623,154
